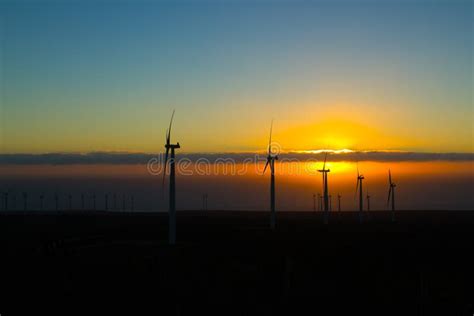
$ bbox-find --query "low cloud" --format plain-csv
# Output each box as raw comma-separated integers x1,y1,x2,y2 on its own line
0,151,472,165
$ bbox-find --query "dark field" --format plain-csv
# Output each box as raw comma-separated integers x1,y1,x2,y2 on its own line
1,210,473,315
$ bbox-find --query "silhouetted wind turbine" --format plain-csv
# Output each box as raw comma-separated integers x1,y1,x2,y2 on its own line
318,153,330,224
355,165,364,223
337,194,341,212
366,188,371,212
262,120,278,230
387,169,396,222
163,110,180,245
4,192,8,211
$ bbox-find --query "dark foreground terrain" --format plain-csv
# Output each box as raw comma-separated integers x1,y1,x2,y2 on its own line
1,210,473,315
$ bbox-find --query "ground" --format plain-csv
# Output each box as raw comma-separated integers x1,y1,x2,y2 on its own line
1,210,473,315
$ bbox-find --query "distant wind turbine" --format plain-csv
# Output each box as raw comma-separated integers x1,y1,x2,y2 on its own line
318,153,330,224
366,188,371,212
263,120,278,230
355,165,364,223
163,110,180,245
4,192,8,211
387,169,396,222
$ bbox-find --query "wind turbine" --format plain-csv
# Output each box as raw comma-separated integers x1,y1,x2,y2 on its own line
387,169,396,222
355,165,364,223
318,153,330,224
4,192,8,211
163,110,180,245
366,188,371,212
263,120,278,230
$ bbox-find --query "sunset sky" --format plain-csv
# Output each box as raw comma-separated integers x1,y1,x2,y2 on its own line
1,0,472,154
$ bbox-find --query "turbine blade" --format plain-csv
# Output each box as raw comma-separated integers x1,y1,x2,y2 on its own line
263,159,270,175
355,178,359,199
268,119,273,155
167,110,175,144
387,187,392,206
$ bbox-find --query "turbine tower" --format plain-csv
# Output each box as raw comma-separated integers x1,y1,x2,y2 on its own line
355,166,364,223
263,120,278,230
387,169,396,222
318,153,330,224
4,192,8,211
366,189,371,212
163,110,180,245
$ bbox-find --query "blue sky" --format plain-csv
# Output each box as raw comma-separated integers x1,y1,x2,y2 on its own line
1,0,472,153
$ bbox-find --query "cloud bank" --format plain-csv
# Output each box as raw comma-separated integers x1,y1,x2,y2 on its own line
0,151,472,165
